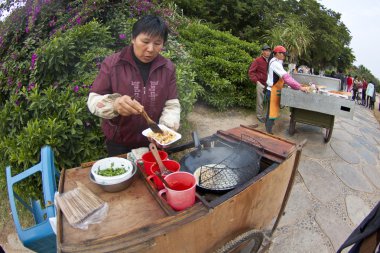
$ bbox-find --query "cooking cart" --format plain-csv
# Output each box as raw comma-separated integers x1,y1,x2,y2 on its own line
281,73,355,143
57,126,304,253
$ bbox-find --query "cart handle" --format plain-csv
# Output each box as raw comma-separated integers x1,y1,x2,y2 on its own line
297,139,308,150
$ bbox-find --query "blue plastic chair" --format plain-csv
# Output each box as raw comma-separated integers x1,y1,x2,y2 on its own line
6,145,60,253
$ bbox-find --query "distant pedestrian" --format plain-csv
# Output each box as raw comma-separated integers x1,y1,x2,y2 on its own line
362,79,368,106
343,75,348,92
334,69,345,91
366,81,375,109
352,75,359,101
370,83,376,110
346,75,353,92
248,45,272,123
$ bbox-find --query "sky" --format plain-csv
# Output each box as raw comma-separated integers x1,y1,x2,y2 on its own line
317,0,380,79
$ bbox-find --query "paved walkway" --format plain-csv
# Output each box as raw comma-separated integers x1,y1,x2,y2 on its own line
265,104,380,252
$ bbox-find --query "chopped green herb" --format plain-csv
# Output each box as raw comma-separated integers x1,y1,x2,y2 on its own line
97,162,126,177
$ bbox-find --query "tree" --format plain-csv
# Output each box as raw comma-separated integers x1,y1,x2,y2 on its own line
296,0,353,69
350,65,379,88
337,46,355,72
172,0,354,70
266,17,313,64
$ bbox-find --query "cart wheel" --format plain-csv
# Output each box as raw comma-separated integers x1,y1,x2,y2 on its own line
324,128,333,143
289,117,296,136
215,229,264,253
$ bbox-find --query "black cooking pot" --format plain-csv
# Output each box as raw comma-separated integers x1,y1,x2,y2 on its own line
180,132,261,193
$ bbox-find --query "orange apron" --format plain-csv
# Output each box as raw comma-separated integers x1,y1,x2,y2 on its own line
269,78,284,119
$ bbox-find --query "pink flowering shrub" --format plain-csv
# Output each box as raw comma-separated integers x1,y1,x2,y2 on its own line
0,1,200,190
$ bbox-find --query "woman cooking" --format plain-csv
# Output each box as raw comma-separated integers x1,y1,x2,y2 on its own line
265,45,308,134
87,15,181,156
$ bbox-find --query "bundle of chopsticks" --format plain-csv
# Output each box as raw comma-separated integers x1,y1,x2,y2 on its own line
56,182,106,227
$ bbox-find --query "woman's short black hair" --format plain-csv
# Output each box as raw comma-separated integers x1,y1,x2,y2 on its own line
132,15,169,43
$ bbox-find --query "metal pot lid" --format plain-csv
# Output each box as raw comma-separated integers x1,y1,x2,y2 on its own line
180,147,233,174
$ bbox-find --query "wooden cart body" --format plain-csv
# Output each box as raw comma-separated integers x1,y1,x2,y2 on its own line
281,88,355,142
57,126,302,253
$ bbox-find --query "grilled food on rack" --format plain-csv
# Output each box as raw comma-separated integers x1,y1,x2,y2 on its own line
328,90,351,96
327,90,352,99
148,130,176,145
300,83,317,93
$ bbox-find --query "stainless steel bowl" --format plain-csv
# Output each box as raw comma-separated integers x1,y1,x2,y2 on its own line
89,165,137,193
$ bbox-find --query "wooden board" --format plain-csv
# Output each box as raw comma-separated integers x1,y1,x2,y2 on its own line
58,167,167,249
217,125,297,163
58,166,209,252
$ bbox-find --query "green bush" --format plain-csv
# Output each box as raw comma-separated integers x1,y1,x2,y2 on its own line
179,23,260,110
163,37,202,119
0,86,105,174
33,20,113,85
74,47,114,85
103,5,136,50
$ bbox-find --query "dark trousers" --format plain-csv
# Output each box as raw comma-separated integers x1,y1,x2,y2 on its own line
106,140,131,156
369,100,375,110
362,89,367,105
366,96,371,108
265,89,275,133
352,89,358,101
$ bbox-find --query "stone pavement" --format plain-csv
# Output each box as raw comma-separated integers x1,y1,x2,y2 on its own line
1,234,32,253
264,104,380,253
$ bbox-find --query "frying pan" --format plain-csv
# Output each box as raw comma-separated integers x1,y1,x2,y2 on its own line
179,132,261,193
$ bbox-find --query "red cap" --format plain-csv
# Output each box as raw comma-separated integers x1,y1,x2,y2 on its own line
273,45,287,53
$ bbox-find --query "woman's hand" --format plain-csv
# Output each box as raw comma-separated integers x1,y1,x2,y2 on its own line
300,86,309,93
113,95,144,116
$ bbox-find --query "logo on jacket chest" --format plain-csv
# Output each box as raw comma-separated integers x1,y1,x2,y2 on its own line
148,81,159,102
131,81,141,98
130,81,159,103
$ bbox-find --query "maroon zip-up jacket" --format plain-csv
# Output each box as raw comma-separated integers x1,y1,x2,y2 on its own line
248,55,268,85
91,45,178,148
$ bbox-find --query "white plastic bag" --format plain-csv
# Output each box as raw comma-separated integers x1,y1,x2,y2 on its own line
55,183,108,230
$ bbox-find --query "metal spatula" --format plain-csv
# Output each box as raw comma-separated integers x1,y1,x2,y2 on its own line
130,96,163,134
141,109,164,134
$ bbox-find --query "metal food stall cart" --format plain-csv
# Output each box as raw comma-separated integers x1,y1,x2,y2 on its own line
281,73,355,142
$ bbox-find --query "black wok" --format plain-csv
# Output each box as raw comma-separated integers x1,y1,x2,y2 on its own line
180,132,261,193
